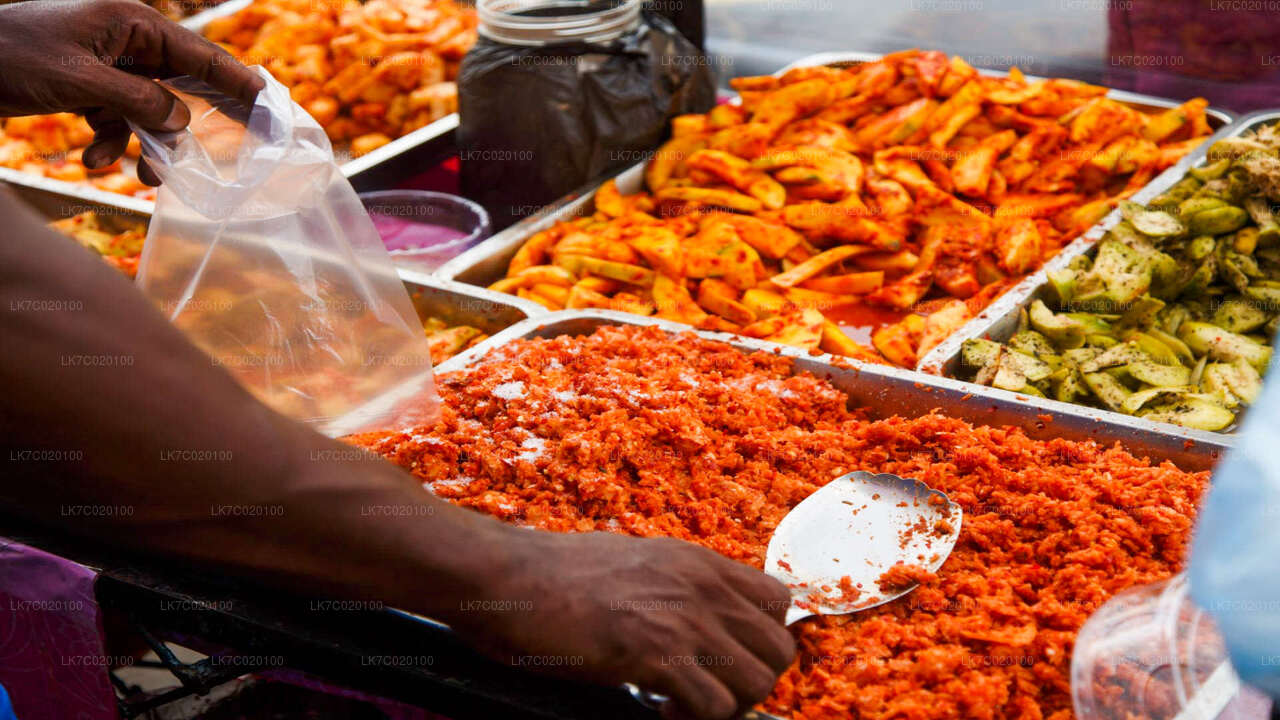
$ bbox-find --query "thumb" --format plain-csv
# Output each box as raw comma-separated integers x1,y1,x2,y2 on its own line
88,67,191,133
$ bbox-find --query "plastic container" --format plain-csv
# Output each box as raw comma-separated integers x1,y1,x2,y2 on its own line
1072,574,1271,720
359,190,491,272
457,0,714,229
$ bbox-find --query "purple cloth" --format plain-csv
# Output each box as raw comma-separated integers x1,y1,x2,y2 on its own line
0,538,116,720
1108,0,1280,113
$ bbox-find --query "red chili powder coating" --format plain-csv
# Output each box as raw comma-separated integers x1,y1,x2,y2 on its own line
348,325,1209,720
877,563,934,593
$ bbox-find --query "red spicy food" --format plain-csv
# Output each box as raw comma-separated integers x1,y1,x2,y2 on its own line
877,563,934,593
349,325,1209,720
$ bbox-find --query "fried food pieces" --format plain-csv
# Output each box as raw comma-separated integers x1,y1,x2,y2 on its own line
203,0,476,152
0,114,148,198
422,316,487,364
497,50,1215,366
50,211,148,277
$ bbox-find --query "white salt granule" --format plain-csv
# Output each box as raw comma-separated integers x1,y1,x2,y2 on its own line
514,436,547,463
434,476,475,490
492,381,525,400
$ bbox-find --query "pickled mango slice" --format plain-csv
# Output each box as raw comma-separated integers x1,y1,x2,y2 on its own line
1122,386,1194,415
1029,300,1086,349
1139,398,1234,431
1128,360,1191,387
1213,297,1271,334
1082,372,1131,412
1179,321,1273,371
1079,342,1149,373
961,338,1002,370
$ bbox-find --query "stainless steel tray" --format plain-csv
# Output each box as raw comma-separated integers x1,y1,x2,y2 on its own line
409,308,1226,720
917,109,1280,439
0,0,459,215
436,310,1227,471
397,270,547,341
9,182,152,224
439,50,1234,295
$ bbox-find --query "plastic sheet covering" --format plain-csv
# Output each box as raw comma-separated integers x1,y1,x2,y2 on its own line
0,539,114,720
132,68,440,436
1191,349,1280,700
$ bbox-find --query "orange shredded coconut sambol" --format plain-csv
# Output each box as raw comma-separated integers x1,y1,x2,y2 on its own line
348,325,1209,720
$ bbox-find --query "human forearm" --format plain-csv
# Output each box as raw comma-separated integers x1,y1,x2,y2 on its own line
0,187,525,617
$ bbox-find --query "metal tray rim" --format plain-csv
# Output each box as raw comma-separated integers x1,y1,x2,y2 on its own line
177,0,252,29
398,268,550,323
918,109,1280,438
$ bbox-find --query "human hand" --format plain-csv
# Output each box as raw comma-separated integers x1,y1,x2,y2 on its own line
451,532,796,720
0,0,264,184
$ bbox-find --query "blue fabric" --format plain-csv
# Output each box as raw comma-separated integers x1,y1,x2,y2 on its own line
1189,350,1280,699
0,682,17,720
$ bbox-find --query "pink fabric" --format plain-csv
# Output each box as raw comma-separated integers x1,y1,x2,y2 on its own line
0,539,116,720
1108,0,1280,113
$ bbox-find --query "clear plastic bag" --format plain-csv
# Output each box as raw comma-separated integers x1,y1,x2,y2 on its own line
132,68,440,437
1072,574,1271,720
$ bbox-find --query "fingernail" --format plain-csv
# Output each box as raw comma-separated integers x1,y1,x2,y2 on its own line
160,100,191,133
82,144,105,169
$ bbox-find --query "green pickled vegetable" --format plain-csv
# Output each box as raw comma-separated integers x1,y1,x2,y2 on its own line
1188,206,1250,236
1128,360,1191,387
1082,372,1131,412
1139,398,1235,431
1029,300,1086,349
1179,321,1273,371
1213,297,1271,334
961,338,1002,370
955,120,1280,432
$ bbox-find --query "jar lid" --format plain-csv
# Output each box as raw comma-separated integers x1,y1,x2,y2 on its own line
477,0,642,47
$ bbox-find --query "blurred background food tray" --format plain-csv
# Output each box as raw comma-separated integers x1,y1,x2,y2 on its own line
0,0,461,216
16,185,541,364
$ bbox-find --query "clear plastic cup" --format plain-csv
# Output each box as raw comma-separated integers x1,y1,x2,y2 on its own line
1072,574,1271,720
359,190,491,273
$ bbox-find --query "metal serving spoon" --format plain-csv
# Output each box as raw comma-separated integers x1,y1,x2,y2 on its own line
766,470,963,624
628,471,963,713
